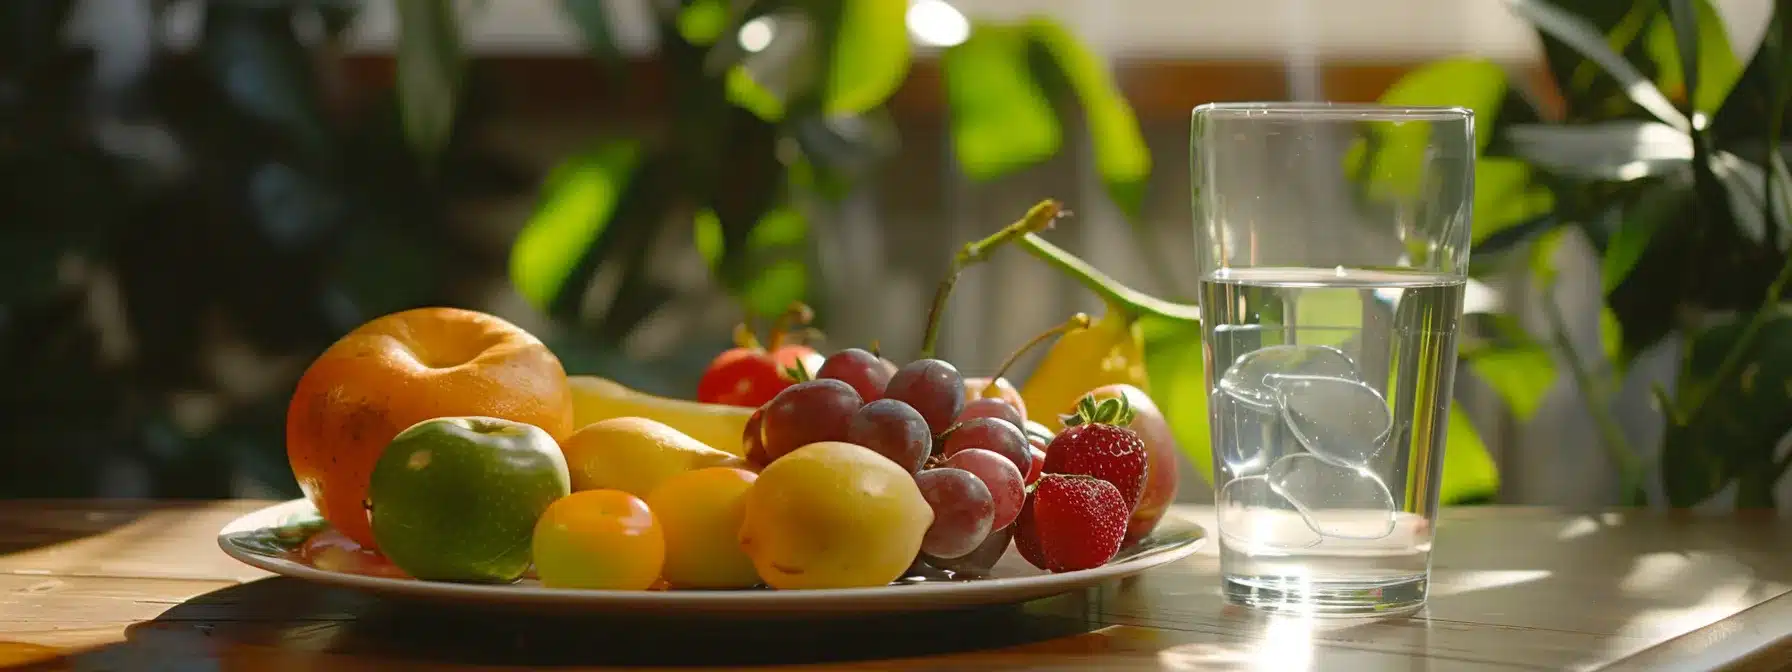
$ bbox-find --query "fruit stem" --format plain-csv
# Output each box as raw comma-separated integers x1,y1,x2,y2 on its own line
733,322,763,351
983,313,1093,399
918,200,1067,358
767,302,815,351
1013,233,1203,325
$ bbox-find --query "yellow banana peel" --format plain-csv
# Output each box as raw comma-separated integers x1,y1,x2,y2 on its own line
1020,308,1151,431
567,375,754,457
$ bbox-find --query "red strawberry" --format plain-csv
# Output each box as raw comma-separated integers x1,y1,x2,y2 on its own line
1042,393,1149,511
1015,473,1128,572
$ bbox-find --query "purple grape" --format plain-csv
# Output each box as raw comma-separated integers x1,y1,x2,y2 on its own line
817,348,897,402
941,417,1031,476
760,379,863,461
845,399,932,473
945,448,1025,530
885,359,965,436
957,397,1025,428
926,524,1013,577
914,468,995,559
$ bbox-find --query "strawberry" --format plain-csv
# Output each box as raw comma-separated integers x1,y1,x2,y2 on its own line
1042,393,1149,511
1015,473,1128,572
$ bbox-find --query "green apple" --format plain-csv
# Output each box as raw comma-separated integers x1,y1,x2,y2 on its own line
367,416,571,583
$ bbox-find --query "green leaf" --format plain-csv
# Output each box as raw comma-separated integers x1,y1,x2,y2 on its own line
726,67,786,121
1711,151,1778,246
1504,121,1693,180
942,23,1062,181
1474,158,1556,244
676,0,728,46
1603,178,1695,293
1601,305,1625,370
1661,309,1792,506
394,0,463,163
1648,0,1742,116
1502,0,1690,131
1349,58,1505,201
1137,314,1213,486
1024,17,1150,218
1443,405,1502,504
509,141,643,314
694,206,810,318
1529,226,1572,286
823,0,910,116
1466,344,1557,423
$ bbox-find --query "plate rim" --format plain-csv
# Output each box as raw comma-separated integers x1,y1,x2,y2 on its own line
216,498,1205,612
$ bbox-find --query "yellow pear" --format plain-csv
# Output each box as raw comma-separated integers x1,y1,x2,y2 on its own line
568,375,754,456
1020,308,1151,431
561,416,748,497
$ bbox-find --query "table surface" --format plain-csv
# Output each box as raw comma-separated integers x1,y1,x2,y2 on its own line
0,500,1790,671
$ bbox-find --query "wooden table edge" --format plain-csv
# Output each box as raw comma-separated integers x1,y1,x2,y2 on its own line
1600,589,1792,671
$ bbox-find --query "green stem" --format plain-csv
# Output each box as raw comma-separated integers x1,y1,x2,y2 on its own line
1543,285,1645,505
1014,233,1204,323
918,200,1067,358
1676,250,1792,424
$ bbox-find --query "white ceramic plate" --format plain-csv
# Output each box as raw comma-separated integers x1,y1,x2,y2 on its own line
218,498,1205,617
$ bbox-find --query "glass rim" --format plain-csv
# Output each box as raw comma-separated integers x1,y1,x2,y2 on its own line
1192,102,1472,121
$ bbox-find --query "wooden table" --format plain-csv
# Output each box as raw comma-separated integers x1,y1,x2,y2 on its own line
1,501,1790,671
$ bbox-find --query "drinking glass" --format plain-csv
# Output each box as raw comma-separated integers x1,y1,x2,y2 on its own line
1191,103,1474,616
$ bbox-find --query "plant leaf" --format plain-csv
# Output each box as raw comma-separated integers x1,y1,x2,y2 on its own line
1662,310,1792,506
823,0,910,116
1504,121,1694,180
394,0,463,163
1603,178,1695,292
942,22,1062,181
1444,405,1502,504
509,141,642,314
1474,158,1556,244
1348,58,1505,202
1466,344,1558,423
694,205,810,319
1711,150,1777,246
1137,313,1213,486
1648,0,1742,117
1502,0,1691,131
1025,17,1150,218
676,0,728,46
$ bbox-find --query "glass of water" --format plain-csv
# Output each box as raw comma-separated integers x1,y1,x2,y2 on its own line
1192,103,1474,616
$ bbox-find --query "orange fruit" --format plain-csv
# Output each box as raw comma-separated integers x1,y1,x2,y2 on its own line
285,307,574,550
532,489,666,590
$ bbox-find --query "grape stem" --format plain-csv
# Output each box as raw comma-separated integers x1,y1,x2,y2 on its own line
1013,234,1204,324
918,200,1068,358
982,313,1093,398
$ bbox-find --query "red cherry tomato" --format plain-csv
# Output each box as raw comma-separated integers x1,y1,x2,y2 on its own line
696,345,824,408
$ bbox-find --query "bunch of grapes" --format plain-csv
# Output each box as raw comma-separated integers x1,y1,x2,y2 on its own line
744,348,1043,575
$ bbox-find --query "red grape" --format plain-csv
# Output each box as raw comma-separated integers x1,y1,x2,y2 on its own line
945,448,1024,530
941,417,1031,476
816,348,897,402
926,524,1012,577
885,359,965,435
957,397,1025,428
759,379,863,461
914,468,995,559
845,399,932,473
1025,445,1046,485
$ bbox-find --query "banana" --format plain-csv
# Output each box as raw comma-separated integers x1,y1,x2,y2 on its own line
1019,308,1151,432
567,375,755,457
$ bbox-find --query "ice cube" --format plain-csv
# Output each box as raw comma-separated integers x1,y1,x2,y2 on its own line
1274,374,1392,468
1218,475,1322,549
1215,394,1276,473
1218,344,1358,412
1267,454,1396,540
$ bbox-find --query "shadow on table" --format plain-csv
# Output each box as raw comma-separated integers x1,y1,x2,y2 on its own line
87,578,1106,669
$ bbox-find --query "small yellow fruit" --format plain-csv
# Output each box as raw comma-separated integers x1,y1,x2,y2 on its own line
1019,308,1150,431
738,441,933,590
568,375,754,456
645,467,761,589
561,417,748,497
532,489,665,590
